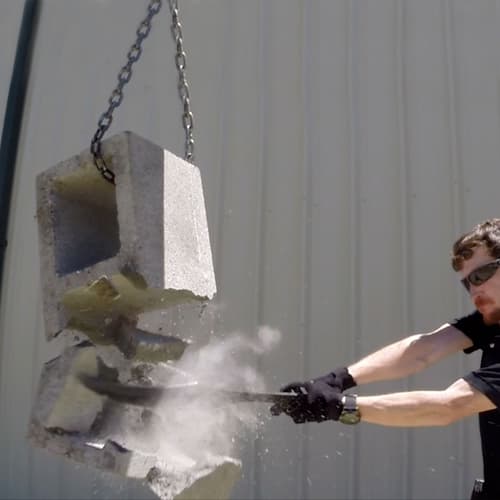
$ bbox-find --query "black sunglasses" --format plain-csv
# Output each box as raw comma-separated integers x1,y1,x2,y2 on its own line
461,258,500,291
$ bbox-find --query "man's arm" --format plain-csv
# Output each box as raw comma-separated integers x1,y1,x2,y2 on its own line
357,378,495,427
348,324,473,385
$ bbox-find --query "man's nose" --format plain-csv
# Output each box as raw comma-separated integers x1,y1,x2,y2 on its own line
469,285,484,298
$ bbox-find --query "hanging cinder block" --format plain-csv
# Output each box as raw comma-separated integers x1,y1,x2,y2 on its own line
36,131,216,340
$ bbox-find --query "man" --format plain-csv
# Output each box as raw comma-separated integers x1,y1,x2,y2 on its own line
272,218,500,500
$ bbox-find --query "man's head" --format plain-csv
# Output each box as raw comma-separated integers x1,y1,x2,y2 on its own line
452,219,500,324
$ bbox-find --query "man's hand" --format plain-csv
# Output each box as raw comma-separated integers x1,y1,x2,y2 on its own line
270,367,355,423
271,380,343,423
311,367,357,392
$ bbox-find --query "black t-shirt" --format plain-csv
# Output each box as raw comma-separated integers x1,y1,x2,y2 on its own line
453,311,500,497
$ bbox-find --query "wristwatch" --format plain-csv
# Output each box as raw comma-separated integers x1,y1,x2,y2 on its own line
339,394,361,425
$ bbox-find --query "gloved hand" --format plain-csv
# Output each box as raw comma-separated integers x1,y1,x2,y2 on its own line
270,367,356,423
271,381,343,423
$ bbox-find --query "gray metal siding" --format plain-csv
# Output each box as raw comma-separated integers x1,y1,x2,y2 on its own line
1,0,500,498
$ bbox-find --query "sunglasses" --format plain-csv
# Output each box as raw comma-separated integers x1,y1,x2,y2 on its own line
461,258,500,291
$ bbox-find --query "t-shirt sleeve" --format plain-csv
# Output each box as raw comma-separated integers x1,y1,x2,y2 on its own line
451,310,494,353
463,365,500,408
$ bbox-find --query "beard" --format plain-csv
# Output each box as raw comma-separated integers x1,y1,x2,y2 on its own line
474,296,500,325
479,306,500,325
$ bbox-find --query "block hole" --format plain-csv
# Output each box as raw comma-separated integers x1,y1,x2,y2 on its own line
52,165,120,275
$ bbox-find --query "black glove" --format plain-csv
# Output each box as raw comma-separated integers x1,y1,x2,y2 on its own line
309,366,357,392
271,381,343,423
270,367,356,423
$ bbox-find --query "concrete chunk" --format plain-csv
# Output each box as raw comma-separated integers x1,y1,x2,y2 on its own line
28,417,241,499
36,131,216,339
30,343,109,432
66,313,190,363
28,422,157,478
105,316,190,362
148,458,242,500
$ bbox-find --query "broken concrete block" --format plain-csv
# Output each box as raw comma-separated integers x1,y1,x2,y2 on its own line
147,457,242,500
29,394,242,499
36,131,216,340
28,421,157,478
30,343,111,432
60,313,190,363
29,419,241,500
29,340,244,500
95,316,189,363
62,276,202,344
31,133,244,500
150,456,242,500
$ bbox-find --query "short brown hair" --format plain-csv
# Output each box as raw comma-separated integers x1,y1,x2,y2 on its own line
452,218,500,271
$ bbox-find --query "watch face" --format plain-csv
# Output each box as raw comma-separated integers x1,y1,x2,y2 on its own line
339,410,361,425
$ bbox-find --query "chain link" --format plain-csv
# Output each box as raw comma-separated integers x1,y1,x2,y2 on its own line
91,0,194,184
168,0,194,162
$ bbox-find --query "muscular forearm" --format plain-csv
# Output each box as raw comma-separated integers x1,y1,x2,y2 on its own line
356,379,495,427
347,324,470,386
348,335,432,385
358,391,452,427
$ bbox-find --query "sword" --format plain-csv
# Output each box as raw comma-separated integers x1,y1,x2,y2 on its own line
79,375,307,411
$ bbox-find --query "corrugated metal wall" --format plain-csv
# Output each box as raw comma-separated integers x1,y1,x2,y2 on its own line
2,0,500,498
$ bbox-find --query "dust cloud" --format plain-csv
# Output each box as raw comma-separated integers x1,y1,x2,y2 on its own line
152,326,282,465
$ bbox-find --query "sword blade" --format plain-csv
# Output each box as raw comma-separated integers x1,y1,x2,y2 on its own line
79,375,306,409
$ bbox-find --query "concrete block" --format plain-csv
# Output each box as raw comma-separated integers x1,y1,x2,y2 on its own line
30,343,110,432
36,131,216,340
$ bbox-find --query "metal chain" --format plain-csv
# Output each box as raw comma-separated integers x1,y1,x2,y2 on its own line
168,0,194,163
91,0,194,184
